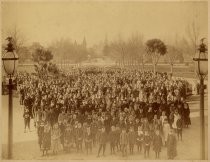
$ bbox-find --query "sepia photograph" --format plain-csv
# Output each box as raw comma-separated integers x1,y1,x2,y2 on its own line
1,0,208,161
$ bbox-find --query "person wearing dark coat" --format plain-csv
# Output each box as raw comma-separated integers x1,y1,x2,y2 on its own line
104,116,111,133
183,102,191,128
64,124,73,153
115,125,121,152
37,120,45,149
176,114,183,141
97,127,107,157
134,118,141,132
167,129,177,159
147,107,154,123
20,86,25,105
23,107,31,133
120,127,128,157
142,118,150,132
91,119,98,146
54,105,61,122
59,121,66,149
75,122,83,153
41,123,51,156
153,130,162,158
143,130,151,158
109,126,117,154
84,126,93,155
138,108,145,120
47,108,55,128
128,126,136,155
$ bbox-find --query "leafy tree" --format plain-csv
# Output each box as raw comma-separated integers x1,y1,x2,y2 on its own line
32,48,53,63
47,62,60,75
145,39,167,73
32,47,54,79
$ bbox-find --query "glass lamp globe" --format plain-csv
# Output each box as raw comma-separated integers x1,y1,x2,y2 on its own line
2,37,19,76
193,39,208,76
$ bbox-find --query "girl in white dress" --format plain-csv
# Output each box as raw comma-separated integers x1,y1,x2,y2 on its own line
162,119,170,146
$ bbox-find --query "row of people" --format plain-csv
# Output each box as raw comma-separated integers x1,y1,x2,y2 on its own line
37,120,177,159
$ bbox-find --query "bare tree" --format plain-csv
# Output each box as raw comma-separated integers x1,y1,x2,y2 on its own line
166,45,182,74
186,10,200,58
127,34,145,71
109,37,127,68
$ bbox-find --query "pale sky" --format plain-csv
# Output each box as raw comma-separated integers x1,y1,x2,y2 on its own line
1,1,208,47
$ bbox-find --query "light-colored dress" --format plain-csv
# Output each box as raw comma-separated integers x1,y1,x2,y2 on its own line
172,114,179,129
51,128,61,152
162,123,170,143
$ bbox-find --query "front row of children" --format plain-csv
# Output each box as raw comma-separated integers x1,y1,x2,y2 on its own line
37,120,177,159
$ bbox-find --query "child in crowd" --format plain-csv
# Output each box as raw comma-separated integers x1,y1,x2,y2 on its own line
64,123,73,153
97,127,107,157
120,127,128,157
23,107,31,133
75,122,83,153
176,114,183,141
42,122,51,156
143,130,151,158
167,129,177,159
115,125,121,152
37,120,45,150
128,126,136,155
153,130,162,158
109,125,117,155
136,126,144,153
162,118,170,146
84,126,93,155
51,123,61,155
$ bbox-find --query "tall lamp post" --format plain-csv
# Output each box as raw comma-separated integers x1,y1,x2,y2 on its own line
2,37,19,159
193,38,208,160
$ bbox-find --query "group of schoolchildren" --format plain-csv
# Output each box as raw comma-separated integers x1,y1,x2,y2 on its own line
18,68,191,159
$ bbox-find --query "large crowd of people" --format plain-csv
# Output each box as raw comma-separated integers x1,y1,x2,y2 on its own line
18,68,191,159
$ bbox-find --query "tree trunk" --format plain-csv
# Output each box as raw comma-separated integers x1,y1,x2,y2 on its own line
142,62,145,72
153,64,156,74
123,55,125,68
170,64,174,75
